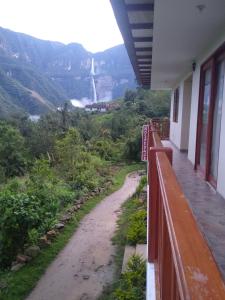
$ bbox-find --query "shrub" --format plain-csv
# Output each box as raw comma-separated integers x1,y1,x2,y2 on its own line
113,255,146,300
127,209,147,245
55,184,75,207
123,129,141,161
0,192,40,266
0,188,60,267
135,175,147,195
0,161,63,267
0,121,28,178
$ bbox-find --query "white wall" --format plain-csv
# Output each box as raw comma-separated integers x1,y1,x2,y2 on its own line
170,83,183,149
217,77,225,198
180,77,192,150
188,66,201,164
170,78,192,151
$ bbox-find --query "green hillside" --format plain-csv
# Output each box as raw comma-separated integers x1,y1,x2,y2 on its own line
0,27,135,115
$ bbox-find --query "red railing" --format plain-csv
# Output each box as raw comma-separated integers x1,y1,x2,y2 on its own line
151,118,170,140
147,121,225,299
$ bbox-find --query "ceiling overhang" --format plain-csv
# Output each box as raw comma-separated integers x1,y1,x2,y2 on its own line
110,0,154,89
111,0,225,90
151,0,225,90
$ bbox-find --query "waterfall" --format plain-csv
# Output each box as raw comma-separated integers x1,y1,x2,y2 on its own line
90,58,97,103
91,58,95,76
91,77,97,103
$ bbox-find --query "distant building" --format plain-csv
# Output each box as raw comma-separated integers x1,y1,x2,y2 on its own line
85,102,119,112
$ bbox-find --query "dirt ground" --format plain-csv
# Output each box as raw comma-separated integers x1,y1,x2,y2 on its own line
26,172,141,300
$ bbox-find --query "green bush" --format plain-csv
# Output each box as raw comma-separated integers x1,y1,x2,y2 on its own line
27,228,39,246
113,255,146,300
55,184,75,207
135,175,147,195
0,160,65,267
127,209,147,245
0,189,59,267
0,121,28,178
0,190,55,267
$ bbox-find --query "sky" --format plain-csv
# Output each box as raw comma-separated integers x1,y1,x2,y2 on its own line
0,0,124,53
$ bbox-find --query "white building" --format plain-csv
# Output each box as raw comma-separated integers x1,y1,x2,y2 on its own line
111,0,225,299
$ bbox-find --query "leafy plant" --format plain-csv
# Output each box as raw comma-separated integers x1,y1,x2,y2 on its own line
127,209,147,245
0,121,28,178
113,255,146,300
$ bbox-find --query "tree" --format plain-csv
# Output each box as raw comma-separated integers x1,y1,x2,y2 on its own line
0,122,27,178
124,89,137,104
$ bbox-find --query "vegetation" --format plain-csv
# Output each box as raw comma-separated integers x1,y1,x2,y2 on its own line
0,27,137,116
0,164,141,300
99,176,147,300
0,88,168,267
113,255,146,300
127,209,147,245
0,87,169,298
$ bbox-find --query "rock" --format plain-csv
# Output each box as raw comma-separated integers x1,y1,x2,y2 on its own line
11,263,25,272
16,254,31,263
142,185,147,192
80,293,90,300
39,235,51,248
138,170,146,176
139,191,147,203
60,214,72,223
11,260,17,266
94,265,104,272
76,204,81,209
24,245,41,258
108,259,113,266
76,200,82,205
72,205,78,211
82,275,90,280
0,280,7,290
54,223,65,230
66,207,74,213
67,206,77,213
46,230,57,240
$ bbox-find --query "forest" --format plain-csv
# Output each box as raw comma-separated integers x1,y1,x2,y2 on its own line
0,88,170,270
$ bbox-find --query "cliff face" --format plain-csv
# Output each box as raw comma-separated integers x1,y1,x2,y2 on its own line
0,27,135,115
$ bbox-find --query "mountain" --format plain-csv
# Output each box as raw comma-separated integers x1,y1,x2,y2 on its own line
0,27,135,116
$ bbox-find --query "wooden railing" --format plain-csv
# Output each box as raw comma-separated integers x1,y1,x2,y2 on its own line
151,118,170,140
147,121,225,299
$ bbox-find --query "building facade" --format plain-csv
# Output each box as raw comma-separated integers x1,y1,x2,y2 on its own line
111,0,225,299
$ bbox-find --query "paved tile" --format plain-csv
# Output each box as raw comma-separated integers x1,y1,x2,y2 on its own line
163,141,225,280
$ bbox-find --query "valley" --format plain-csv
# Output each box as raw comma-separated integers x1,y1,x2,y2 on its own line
0,27,135,116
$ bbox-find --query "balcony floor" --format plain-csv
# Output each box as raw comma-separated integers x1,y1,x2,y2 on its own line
163,141,225,280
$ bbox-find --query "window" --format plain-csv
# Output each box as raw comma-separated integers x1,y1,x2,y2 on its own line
173,88,179,122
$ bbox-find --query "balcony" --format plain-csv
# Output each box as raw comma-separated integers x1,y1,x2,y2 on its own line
147,121,225,299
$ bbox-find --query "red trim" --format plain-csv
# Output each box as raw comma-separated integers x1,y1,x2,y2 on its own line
195,42,225,184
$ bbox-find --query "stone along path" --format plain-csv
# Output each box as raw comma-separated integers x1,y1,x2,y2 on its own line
26,172,141,300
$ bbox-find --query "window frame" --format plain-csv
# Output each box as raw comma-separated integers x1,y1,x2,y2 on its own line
195,42,225,185
173,88,179,123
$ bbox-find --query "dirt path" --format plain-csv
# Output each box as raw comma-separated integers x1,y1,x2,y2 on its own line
26,172,141,300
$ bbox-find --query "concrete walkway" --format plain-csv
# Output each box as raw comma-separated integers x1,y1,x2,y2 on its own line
163,141,225,280
26,172,141,300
